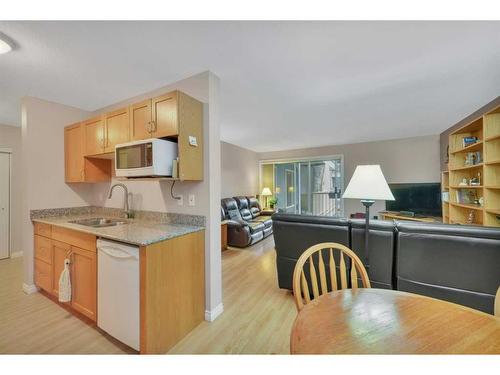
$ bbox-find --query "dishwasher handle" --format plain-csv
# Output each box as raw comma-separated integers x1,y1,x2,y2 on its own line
99,245,139,260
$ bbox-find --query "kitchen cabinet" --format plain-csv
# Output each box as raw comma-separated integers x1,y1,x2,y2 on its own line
130,99,153,141
84,116,105,156
104,107,130,153
64,123,112,183
64,123,85,182
65,89,204,183
71,246,97,320
152,92,178,138
52,240,70,297
33,223,97,322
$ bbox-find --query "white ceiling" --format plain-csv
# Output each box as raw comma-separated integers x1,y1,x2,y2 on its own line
1,21,499,152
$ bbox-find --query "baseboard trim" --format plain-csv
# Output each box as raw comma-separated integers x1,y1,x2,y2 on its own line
205,303,224,322
10,251,23,258
23,283,39,295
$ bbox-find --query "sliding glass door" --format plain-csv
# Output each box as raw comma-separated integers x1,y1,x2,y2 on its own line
260,156,344,217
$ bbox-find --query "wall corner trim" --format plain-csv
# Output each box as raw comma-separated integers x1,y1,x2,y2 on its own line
22,283,38,295
205,303,224,322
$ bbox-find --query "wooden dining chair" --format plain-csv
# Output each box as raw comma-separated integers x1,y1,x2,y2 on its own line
495,287,500,317
292,242,371,311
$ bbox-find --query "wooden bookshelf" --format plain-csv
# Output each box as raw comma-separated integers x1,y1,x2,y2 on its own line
445,104,500,227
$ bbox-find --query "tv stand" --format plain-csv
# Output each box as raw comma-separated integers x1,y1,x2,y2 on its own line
379,211,442,223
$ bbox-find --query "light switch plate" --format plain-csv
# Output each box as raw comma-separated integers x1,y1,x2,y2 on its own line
188,136,198,147
177,195,183,206
188,194,195,206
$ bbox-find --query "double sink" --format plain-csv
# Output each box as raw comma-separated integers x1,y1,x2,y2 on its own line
69,217,128,228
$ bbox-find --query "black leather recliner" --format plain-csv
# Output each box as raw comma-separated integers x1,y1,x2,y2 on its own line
272,212,500,314
272,213,350,290
350,219,396,290
396,221,500,314
221,197,273,248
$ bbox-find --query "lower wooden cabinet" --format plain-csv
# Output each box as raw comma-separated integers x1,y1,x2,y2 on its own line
70,247,97,320
51,240,70,297
34,259,52,293
33,223,97,322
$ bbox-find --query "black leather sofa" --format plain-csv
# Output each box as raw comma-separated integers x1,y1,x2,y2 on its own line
221,197,273,248
273,212,500,314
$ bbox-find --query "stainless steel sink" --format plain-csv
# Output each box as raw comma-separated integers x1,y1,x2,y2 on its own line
69,218,128,228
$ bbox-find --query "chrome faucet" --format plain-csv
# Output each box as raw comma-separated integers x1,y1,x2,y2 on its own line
108,183,132,218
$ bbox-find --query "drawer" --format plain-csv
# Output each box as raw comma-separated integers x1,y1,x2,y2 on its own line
51,226,96,252
34,222,52,238
34,259,52,292
34,235,52,264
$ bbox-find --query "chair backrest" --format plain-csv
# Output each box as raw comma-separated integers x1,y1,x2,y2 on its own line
495,287,500,317
292,242,371,311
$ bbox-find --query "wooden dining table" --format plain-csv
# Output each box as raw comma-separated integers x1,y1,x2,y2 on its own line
290,288,500,354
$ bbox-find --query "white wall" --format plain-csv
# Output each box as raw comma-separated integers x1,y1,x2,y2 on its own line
0,124,22,255
258,135,441,218
220,141,259,198
20,72,223,319
20,97,93,289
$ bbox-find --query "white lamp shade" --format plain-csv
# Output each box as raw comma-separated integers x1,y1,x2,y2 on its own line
342,165,395,201
261,187,273,196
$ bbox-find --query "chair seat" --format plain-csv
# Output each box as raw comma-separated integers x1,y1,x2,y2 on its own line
252,215,273,228
248,221,265,233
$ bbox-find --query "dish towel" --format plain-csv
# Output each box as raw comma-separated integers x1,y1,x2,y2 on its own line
58,259,72,303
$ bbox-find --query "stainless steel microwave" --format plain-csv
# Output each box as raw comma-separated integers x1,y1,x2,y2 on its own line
115,138,178,177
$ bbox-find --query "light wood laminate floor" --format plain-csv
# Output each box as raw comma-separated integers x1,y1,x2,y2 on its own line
0,236,296,354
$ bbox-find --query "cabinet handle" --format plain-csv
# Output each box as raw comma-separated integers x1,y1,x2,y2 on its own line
151,120,156,132
146,121,151,133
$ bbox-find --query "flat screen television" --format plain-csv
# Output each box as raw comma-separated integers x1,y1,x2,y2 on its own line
386,183,442,217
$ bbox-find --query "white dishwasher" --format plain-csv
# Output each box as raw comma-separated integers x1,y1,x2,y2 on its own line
97,238,140,351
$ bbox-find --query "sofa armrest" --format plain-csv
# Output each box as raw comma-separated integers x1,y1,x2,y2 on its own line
226,219,249,228
261,209,276,216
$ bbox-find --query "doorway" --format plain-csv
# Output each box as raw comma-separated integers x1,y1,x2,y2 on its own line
0,150,11,259
259,155,344,217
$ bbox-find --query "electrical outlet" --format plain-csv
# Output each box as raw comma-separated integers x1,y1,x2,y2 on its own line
188,194,195,206
177,195,183,206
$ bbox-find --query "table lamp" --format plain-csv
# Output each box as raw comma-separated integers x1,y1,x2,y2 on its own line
342,165,394,264
261,187,273,209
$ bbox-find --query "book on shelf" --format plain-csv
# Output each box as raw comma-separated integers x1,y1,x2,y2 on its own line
462,136,479,148
442,192,449,203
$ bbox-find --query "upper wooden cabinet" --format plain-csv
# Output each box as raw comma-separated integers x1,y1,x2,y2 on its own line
64,123,85,182
152,92,178,138
104,107,130,152
64,123,112,183
84,116,105,156
65,89,203,182
130,99,153,141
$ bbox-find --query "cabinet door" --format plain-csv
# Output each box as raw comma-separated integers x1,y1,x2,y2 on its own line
34,259,52,292
152,92,178,137
64,123,84,182
52,240,71,297
71,246,97,321
105,107,130,153
130,99,153,141
84,116,105,156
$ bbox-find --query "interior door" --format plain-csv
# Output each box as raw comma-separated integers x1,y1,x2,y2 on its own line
0,152,10,259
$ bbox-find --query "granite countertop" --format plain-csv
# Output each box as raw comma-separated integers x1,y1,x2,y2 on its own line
32,210,205,246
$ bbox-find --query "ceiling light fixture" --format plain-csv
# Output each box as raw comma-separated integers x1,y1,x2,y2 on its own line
0,32,15,54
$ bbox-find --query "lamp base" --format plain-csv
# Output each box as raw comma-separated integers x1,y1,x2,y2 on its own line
360,200,375,267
